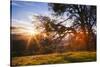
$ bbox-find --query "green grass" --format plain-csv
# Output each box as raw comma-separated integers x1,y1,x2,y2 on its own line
11,51,96,66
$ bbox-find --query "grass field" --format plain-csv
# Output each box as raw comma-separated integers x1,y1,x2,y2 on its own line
11,51,96,66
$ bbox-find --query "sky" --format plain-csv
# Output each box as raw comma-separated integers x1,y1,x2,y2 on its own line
11,1,95,35
11,1,50,23
11,1,51,35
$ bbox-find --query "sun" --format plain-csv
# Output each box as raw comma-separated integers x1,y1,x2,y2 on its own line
26,28,39,36
25,27,40,48
28,29,37,35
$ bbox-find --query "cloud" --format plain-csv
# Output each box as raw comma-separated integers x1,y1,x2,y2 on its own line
11,1,24,7
11,2,20,7
12,19,33,27
11,19,31,33
11,1,37,8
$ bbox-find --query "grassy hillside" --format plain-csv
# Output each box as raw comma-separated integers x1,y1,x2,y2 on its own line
11,51,96,66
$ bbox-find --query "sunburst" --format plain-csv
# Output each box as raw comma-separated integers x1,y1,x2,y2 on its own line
25,27,41,49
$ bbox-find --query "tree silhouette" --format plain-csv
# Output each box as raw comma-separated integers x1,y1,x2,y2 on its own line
33,15,77,52
48,3,96,51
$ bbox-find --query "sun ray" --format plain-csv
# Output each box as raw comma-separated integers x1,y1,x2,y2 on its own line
26,35,33,49
26,34,42,51
24,26,42,50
